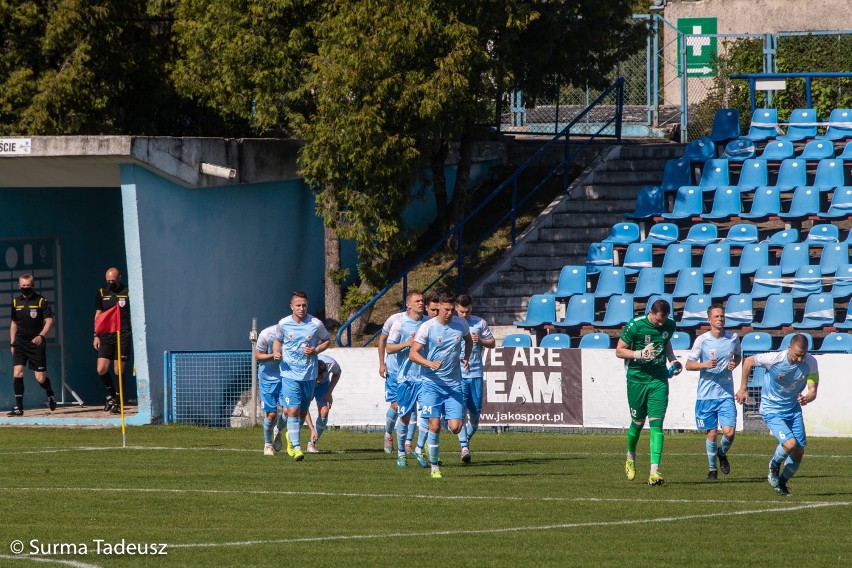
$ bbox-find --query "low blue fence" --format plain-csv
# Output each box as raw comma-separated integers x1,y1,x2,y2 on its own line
164,350,252,426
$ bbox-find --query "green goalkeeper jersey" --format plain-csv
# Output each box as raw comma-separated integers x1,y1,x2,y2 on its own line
620,315,676,383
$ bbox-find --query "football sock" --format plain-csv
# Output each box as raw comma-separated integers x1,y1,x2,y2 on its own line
276,414,285,433
385,407,398,436
38,377,55,398
287,416,301,450
706,438,718,470
315,416,327,440
406,418,417,443
396,419,408,455
649,419,664,466
468,413,480,439
262,418,274,444
780,456,800,481
627,421,643,457
719,434,733,455
99,372,117,398
13,377,24,409
771,444,788,467
457,420,469,449
416,415,429,452
427,430,440,466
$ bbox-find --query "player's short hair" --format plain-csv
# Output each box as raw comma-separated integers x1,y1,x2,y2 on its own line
456,294,473,308
437,291,456,305
789,334,809,351
649,298,671,318
424,292,440,305
291,290,308,301
317,359,327,378
707,303,724,316
406,289,423,301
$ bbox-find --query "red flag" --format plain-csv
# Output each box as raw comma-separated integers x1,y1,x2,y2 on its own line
95,304,121,334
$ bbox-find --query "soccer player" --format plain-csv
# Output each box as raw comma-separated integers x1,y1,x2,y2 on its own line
409,291,472,478
385,290,425,467
255,324,285,455
736,334,819,496
306,353,342,453
378,309,406,453
615,299,682,486
272,291,330,461
412,292,441,461
454,294,495,463
685,303,742,481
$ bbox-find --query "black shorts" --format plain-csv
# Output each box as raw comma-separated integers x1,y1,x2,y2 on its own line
97,332,131,361
12,338,46,372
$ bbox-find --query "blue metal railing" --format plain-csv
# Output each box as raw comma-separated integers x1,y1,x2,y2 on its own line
337,78,625,347
729,72,852,112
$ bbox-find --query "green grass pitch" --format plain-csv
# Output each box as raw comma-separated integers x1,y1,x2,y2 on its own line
1,426,850,567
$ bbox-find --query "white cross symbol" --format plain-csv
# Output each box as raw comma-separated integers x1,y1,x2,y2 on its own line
686,25,710,56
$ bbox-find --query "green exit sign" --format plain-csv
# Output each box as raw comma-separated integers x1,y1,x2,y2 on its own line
677,17,717,77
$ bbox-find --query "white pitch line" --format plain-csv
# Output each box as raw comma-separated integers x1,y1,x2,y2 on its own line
0,485,836,506
168,501,850,549
0,554,101,568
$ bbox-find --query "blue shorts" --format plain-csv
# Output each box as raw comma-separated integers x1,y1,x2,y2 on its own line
462,377,484,414
384,373,398,403
259,378,282,413
694,398,737,431
762,410,807,448
419,380,464,421
396,381,421,418
314,380,331,408
281,378,316,413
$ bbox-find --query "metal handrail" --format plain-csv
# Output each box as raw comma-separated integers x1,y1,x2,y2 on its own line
337,78,625,347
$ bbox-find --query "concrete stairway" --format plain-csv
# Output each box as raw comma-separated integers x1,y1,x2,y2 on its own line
470,141,684,338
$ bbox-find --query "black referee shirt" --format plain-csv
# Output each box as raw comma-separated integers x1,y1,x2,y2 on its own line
11,293,53,339
96,284,131,333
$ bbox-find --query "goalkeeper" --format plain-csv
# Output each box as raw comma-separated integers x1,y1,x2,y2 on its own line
615,299,681,486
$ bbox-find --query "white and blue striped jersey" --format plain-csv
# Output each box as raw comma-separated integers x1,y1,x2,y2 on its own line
753,350,820,414
687,331,742,400
382,312,406,378
388,315,426,384
413,315,470,387
256,325,280,382
459,314,493,379
317,353,341,385
276,314,330,382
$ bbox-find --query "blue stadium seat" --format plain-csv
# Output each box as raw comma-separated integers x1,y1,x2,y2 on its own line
586,242,614,275
577,333,612,349
724,294,754,327
672,268,705,298
779,332,814,350
644,294,674,315
739,187,781,220
839,141,852,160
554,294,595,327
695,159,730,191
682,136,716,164
723,223,759,247
829,264,852,298
678,294,712,327
622,243,653,275
552,265,587,299
836,312,852,330
819,243,850,275
816,332,852,353
779,186,820,220
721,139,755,161
793,294,835,329
765,228,799,246
701,243,732,274
742,108,780,142
701,186,741,220
738,243,769,275
740,332,773,353
660,159,693,191
642,222,680,246
816,108,852,141
661,186,703,220
603,222,640,245
539,333,572,349
821,187,852,219
593,267,626,298
790,266,823,299
813,159,845,192
798,140,834,161
709,267,741,298
502,333,533,348
758,140,795,162
632,267,665,299
751,266,783,298
513,294,556,329
670,331,692,350
682,223,718,245
708,108,740,144
732,159,770,191
662,243,693,275
803,224,840,246
776,108,818,142
774,158,808,192
594,294,635,327
625,186,665,220
752,294,794,328
779,243,811,275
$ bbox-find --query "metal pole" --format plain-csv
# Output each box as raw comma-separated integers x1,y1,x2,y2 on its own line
679,33,688,142
652,15,660,127
250,317,258,426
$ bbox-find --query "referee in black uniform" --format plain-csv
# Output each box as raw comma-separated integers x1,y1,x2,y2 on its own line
93,267,131,413
8,274,56,416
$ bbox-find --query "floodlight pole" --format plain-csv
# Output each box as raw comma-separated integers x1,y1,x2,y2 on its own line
250,318,258,426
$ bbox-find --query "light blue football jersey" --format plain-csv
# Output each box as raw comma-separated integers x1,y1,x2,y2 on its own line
459,314,493,379
413,315,470,386
276,314,330,382
388,315,426,384
255,325,280,382
754,350,819,414
687,330,742,399
382,312,406,378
